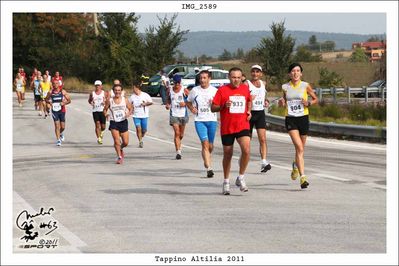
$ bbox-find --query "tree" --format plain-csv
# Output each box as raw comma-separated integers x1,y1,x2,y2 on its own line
308,35,319,50
321,41,336,52
97,13,144,84
293,45,322,62
144,14,189,74
257,21,295,88
349,48,369,63
218,49,233,61
244,48,261,63
235,48,245,59
367,35,383,42
318,67,344,88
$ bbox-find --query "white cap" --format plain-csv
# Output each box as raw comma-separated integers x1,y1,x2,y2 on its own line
94,80,102,86
251,64,262,71
194,67,200,71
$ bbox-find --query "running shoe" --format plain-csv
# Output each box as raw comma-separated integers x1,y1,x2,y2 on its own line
261,163,272,173
176,154,182,160
116,156,123,164
56,140,62,146
97,137,103,144
44,114,48,119
235,177,248,192
207,170,214,178
139,141,144,148
291,162,299,180
300,175,309,189
222,182,230,195
60,133,65,142
100,131,104,138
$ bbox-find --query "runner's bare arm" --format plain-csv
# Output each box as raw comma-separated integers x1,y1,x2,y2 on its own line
62,90,71,105
304,84,318,106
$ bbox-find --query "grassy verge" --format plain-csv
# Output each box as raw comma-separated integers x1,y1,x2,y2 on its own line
269,103,386,127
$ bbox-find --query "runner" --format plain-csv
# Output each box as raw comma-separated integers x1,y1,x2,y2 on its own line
247,65,272,173
18,67,27,101
187,70,218,178
14,72,26,107
103,84,133,164
88,80,108,144
129,81,153,148
31,71,42,115
45,80,71,146
110,79,125,98
211,67,252,195
52,71,63,89
160,70,170,105
165,75,189,160
45,70,52,83
279,63,318,189
39,74,52,118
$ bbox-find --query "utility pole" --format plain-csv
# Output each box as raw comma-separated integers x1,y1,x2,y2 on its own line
93,13,99,36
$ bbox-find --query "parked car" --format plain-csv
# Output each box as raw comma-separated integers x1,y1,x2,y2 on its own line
182,68,230,90
144,64,219,96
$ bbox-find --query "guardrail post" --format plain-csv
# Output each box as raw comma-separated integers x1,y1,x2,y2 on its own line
347,87,351,104
364,86,369,103
332,87,337,104
317,88,323,103
380,87,385,102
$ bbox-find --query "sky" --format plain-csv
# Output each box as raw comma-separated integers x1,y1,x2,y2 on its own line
135,13,386,35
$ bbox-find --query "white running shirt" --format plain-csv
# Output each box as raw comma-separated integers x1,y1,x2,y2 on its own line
92,90,105,112
248,80,267,111
129,92,153,118
109,97,127,122
187,85,217,122
169,87,187,118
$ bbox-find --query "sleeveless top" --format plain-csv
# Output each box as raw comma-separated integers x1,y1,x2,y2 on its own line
248,80,266,111
16,78,24,90
51,90,63,112
92,90,105,112
109,97,127,122
40,81,51,97
282,81,309,117
169,87,187,118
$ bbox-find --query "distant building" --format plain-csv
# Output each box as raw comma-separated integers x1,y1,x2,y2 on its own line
352,41,386,62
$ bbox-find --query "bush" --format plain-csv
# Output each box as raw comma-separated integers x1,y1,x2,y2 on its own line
321,104,344,119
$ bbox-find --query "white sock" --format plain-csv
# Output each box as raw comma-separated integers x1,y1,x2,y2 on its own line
238,174,244,180
207,167,212,171
223,179,230,184
177,150,182,155
262,159,270,165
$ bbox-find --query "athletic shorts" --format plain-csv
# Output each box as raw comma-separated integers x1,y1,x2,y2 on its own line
92,111,106,124
34,94,41,102
169,115,189,126
250,110,267,133
52,111,66,122
109,119,128,133
133,117,148,132
195,121,217,143
285,115,309,135
221,129,251,146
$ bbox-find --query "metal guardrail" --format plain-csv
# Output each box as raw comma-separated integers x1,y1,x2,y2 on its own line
265,113,386,140
315,87,386,103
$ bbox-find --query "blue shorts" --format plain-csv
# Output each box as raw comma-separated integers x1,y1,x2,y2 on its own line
195,121,217,143
52,111,65,122
133,117,148,132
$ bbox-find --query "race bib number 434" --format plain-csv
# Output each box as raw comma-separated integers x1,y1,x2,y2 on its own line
229,96,246,113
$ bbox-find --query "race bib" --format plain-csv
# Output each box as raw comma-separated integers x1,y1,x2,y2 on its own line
42,91,48,98
114,110,125,122
94,98,103,110
253,98,264,109
287,99,305,116
16,84,22,89
229,96,246,113
52,102,61,112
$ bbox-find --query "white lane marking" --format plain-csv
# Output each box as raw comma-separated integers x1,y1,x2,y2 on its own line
267,131,386,151
74,108,386,190
14,191,87,251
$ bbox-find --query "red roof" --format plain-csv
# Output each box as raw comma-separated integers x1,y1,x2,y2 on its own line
353,41,386,49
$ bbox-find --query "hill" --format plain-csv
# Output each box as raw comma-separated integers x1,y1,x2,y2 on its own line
177,31,384,57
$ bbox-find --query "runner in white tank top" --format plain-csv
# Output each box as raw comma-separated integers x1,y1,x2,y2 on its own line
88,80,108,144
247,65,272,173
103,84,133,164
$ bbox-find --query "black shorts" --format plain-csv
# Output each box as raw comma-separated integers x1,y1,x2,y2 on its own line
92,111,106,124
34,94,41,102
221,129,251,146
285,115,309,135
52,111,66,122
109,119,128,133
250,110,266,133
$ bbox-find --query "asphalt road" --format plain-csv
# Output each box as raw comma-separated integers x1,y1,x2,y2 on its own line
12,93,386,253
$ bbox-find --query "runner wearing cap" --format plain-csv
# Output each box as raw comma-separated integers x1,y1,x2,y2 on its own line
129,80,153,148
166,74,189,160
279,63,318,189
187,70,218,178
88,80,108,144
211,67,252,195
247,64,272,173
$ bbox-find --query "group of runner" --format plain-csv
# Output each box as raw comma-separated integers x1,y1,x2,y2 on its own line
14,62,318,194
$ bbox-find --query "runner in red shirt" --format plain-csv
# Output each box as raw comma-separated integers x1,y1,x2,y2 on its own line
211,67,252,195
52,71,63,89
